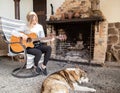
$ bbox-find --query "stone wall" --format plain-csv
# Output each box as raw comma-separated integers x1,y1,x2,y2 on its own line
107,22,120,62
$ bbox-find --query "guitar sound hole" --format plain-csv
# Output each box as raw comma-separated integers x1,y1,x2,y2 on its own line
27,38,32,42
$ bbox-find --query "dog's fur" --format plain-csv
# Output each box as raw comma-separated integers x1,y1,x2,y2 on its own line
40,67,96,93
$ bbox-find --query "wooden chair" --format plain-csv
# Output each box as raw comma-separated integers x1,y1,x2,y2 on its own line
0,16,41,78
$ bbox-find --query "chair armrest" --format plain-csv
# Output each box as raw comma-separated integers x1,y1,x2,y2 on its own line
8,41,27,62
0,32,27,61
0,32,22,45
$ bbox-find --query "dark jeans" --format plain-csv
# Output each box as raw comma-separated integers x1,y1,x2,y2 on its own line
26,44,52,67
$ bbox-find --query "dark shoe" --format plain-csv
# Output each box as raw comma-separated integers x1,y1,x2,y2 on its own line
35,66,42,74
41,68,48,76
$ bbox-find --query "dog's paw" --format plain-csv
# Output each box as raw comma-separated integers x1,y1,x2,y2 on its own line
90,88,96,92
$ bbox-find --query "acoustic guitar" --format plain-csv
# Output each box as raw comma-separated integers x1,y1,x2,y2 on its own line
10,32,67,53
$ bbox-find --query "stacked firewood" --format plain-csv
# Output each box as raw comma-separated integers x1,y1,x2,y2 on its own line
49,0,103,21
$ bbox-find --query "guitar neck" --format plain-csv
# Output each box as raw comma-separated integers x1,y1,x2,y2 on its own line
32,34,66,43
33,36,56,43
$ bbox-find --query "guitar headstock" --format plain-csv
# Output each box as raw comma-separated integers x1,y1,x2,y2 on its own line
47,32,67,42
57,29,67,41
57,34,67,41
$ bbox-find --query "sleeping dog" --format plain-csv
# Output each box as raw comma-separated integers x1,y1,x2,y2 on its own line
40,67,96,93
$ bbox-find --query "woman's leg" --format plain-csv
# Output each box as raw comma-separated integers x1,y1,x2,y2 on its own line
36,45,51,75
27,48,42,67
36,45,52,66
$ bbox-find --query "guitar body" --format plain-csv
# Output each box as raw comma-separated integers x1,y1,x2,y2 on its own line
10,33,37,53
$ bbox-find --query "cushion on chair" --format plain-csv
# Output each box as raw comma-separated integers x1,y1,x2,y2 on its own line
26,54,44,69
26,54,35,69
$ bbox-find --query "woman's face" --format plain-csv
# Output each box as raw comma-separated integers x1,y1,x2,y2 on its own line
31,16,37,25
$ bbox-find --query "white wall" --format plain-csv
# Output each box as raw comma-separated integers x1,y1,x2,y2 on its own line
0,0,33,21
20,0,33,21
100,0,120,23
47,0,120,23
0,0,14,19
47,0,64,20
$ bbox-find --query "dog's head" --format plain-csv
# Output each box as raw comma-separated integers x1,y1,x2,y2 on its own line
65,67,89,84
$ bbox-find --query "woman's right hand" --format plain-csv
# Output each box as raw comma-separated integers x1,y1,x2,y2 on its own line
22,34,28,40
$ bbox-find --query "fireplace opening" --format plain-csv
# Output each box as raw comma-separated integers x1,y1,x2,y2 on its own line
52,22,95,62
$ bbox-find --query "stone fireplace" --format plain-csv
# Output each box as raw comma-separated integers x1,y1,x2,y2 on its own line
46,0,108,64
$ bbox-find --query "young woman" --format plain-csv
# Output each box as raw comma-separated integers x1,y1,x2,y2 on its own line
12,11,52,75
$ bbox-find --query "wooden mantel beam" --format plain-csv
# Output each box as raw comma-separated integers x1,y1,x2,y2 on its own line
14,0,20,19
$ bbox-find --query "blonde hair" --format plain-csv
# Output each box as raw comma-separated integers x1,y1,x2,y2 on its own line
26,11,38,24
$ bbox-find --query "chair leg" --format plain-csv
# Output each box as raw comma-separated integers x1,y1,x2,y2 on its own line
11,61,39,78
11,54,39,78
11,56,14,62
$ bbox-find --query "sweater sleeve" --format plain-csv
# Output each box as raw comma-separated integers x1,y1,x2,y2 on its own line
37,24,45,38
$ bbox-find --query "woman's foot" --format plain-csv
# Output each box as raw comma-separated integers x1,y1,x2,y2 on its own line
41,67,47,76
40,64,48,76
34,66,42,75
